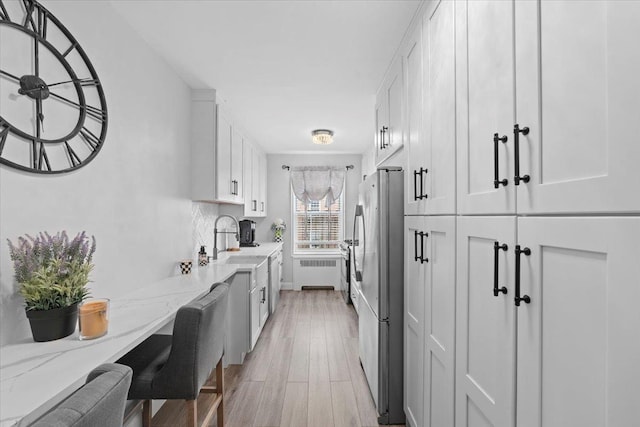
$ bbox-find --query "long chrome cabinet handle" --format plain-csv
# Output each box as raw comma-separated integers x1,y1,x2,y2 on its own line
514,124,530,185
493,133,508,188
493,241,508,296
514,245,531,306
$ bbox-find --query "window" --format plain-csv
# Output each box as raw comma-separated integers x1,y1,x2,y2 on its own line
292,190,344,253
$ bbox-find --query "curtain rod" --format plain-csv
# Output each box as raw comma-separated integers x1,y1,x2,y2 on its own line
282,165,354,171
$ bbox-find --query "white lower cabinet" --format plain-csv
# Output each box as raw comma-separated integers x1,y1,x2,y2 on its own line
516,217,640,427
456,216,640,427
456,216,516,427
404,216,426,427
249,284,260,350
259,282,268,329
404,216,456,427
269,250,282,314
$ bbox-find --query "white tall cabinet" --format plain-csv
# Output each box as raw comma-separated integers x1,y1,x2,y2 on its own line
399,1,640,426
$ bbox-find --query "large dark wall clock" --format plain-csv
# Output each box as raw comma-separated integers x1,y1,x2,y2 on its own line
0,0,107,174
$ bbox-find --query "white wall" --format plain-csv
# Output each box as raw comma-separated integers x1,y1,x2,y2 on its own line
0,1,220,345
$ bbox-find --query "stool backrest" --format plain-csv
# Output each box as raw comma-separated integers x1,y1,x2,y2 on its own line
31,363,132,427
152,283,229,400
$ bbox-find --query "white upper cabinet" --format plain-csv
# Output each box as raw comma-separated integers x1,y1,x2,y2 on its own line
259,152,267,215
191,90,243,204
404,0,456,216
375,56,404,166
515,0,640,214
404,18,427,215
231,127,244,201
456,0,640,215
456,0,516,215
423,0,456,215
243,140,267,217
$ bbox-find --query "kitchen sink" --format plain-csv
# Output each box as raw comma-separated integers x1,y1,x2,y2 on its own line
224,255,268,265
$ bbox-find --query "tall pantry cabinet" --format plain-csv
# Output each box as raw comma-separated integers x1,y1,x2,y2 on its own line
400,1,640,426
403,0,457,426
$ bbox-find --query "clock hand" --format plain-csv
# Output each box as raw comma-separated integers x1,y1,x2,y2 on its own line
36,98,45,132
0,69,21,82
47,78,97,88
36,98,44,135
18,85,47,95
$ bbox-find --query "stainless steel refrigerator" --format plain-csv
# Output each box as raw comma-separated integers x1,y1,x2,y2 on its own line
352,167,404,425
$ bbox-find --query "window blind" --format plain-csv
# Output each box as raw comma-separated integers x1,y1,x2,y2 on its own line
293,192,344,251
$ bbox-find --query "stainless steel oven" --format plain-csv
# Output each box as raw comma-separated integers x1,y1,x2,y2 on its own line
339,240,352,304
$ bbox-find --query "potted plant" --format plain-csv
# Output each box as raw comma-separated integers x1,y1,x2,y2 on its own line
7,231,96,342
271,218,286,242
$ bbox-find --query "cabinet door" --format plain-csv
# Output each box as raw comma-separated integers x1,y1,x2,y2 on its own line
404,216,426,427
251,147,260,214
517,217,640,427
423,216,456,427
269,256,280,314
243,142,254,216
216,109,234,202
387,57,403,159
231,128,244,202
259,152,267,216
191,100,216,200
259,285,269,328
456,0,516,214
515,1,640,214
424,0,456,215
403,24,427,216
456,216,516,427
250,285,260,350
376,58,403,166
374,95,388,165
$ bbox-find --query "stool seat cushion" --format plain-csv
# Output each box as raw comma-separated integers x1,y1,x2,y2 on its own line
117,334,172,399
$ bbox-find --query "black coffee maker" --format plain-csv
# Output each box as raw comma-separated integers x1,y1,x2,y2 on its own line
239,219,259,247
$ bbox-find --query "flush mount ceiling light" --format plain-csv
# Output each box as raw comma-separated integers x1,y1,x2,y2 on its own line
312,129,334,145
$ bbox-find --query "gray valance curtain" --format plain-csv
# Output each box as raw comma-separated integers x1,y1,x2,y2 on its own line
290,167,346,204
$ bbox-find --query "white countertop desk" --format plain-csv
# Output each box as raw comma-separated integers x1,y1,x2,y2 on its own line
0,243,282,427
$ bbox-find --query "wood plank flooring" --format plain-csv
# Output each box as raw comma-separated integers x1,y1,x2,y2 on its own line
152,290,404,427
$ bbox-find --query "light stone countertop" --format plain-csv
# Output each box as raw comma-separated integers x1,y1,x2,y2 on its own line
0,242,282,427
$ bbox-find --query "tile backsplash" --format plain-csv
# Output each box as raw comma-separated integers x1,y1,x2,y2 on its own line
192,202,220,259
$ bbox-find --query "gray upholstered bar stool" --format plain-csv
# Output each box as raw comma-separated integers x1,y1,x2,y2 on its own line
31,363,132,427
117,283,229,427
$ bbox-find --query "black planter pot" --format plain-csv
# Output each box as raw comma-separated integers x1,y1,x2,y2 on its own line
26,303,79,342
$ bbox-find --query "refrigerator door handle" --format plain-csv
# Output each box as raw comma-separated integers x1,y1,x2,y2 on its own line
353,204,364,282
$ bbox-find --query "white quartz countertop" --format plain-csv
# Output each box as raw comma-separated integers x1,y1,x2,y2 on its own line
0,242,282,427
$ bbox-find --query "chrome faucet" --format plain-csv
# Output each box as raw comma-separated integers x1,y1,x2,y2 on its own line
212,215,240,260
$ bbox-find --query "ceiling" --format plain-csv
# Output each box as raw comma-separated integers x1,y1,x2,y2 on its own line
110,1,421,154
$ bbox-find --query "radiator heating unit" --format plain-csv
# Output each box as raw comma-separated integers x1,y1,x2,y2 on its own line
292,258,341,290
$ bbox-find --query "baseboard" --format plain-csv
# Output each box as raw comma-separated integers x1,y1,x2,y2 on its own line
280,281,293,290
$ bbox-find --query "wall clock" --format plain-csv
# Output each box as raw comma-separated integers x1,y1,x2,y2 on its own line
0,0,107,174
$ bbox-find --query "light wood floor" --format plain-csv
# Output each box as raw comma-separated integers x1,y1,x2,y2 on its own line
152,290,404,427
